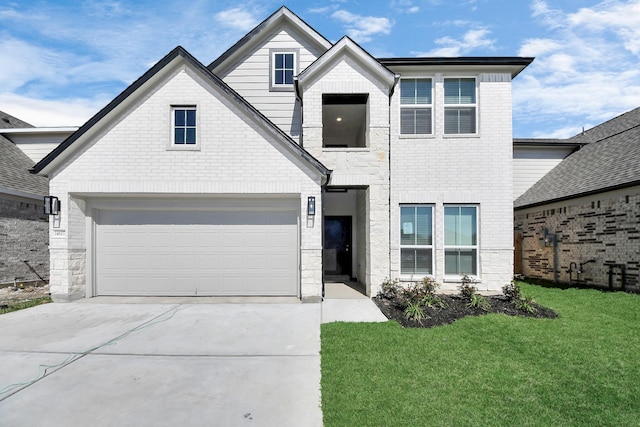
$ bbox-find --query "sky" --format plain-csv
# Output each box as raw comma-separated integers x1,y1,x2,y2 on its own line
1,0,639,138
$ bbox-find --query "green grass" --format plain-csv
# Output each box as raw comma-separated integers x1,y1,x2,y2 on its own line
0,296,52,315
321,283,640,426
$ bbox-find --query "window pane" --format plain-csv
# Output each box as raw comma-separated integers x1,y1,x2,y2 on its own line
284,53,294,68
185,128,196,144
400,80,415,105
284,70,293,85
174,128,185,144
415,79,431,104
444,108,476,134
415,108,431,134
400,248,416,274
415,249,432,274
175,110,185,126
459,207,477,245
400,109,415,134
275,54,283,68
275,70,284,85
415,206,432,245
400,207,416,245
444,207,458,245
444,78,476,104
186,110,196,126
458,78,476,103
459,249,477,275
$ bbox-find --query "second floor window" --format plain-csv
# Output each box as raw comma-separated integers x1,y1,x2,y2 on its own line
173,107,196,145
273,52,295,86
400,78,432,135
444,78,476,134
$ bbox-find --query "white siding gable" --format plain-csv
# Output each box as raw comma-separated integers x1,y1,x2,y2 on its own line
216,26,326,141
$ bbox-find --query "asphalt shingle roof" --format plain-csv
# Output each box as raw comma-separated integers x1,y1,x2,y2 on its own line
515,107,640,209
0,111,48,197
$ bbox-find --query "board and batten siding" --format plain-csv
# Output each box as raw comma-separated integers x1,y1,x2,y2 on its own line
513,146,575,200
216,28,326,141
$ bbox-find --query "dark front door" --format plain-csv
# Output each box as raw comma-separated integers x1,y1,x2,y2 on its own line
324,216,352,277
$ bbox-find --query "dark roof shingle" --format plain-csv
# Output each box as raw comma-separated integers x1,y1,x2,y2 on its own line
515,107,640,209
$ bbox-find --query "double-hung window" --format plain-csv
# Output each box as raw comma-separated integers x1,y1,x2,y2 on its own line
272,52,296,88
400,205,433,275
444,78,476,134
400,78,432,135
173,107,196,145
444,206,478,276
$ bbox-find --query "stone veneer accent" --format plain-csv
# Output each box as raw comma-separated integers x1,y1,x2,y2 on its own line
514,188,640,291
0,196,49,284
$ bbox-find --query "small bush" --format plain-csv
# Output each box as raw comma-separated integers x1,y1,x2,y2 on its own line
379,278,400,299
502,281,523,302
422,293,446,309
468,293,491,311
515,294,538,314
404,302,426,324
459,274,478,300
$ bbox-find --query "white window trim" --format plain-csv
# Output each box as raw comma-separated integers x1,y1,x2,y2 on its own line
399,77,434,136
269,49,299,92
168,105,200,151
399,204,435,279
443,204,479,280
443,77,478,136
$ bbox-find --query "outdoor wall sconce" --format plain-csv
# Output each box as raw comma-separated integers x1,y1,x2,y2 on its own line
307,196,316,216
44,196,60,215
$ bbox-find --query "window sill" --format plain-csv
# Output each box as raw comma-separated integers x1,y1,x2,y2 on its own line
443,276,481,283
399,275,434,282
167,144,201,151
270,85,294,92
443,133,480,139
322,147,370,152
399,134,435,140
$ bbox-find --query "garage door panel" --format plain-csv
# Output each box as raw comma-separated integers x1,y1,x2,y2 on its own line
95,203,299,296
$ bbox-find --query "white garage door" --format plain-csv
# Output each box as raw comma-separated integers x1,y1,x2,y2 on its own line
95,200,299,296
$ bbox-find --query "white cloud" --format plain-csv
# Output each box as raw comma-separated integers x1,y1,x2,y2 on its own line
0,93,106,127
514,0,640,137
214,7,259,31
415,28,495,56
331,10,393,43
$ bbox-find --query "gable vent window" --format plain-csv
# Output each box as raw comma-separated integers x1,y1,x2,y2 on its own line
400,78,432,135
173,107,196,145
444,78,476,134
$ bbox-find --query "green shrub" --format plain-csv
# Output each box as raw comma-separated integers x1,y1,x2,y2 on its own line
515,294,538,313
459,274,477,300
468,293,491,311
403,302,426,324
502,281,523,302
379,278,400,299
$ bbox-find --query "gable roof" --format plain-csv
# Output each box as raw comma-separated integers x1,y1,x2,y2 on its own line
32,46,330,179
297,36,396,89
208,6,332,73
515,107,640,209
0,112,48,198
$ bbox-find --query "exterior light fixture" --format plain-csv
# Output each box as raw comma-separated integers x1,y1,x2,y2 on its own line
44,196,60,215
336,117,342,122
307,196,316,216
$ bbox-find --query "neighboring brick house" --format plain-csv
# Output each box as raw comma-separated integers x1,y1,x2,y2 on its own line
32,7,532,301
0,111,49,285
514,107,640,291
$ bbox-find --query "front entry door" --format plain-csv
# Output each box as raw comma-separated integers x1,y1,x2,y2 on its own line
324,216,352,277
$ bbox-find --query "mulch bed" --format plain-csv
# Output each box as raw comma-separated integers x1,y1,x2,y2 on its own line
373,294,558,328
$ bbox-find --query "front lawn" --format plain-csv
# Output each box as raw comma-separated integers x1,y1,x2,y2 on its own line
321,283,640,426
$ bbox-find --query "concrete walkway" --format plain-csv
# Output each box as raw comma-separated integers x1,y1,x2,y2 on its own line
0,302,323,427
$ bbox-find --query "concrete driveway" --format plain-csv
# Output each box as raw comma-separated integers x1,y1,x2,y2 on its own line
0,300,322,426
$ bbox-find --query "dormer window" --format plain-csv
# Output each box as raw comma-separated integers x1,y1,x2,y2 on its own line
270,49,298,91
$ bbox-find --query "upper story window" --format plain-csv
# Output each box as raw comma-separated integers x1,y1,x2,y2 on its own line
444,78,476,134
173,107,196,144
169,106,199,150
270,50,298,91
322,94,368,148
400,78,432,135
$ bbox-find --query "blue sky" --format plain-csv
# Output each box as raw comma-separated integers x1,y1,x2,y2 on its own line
1,0,639,138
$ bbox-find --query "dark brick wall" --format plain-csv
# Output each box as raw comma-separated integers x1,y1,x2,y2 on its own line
0,197,49,284
515,189,640,291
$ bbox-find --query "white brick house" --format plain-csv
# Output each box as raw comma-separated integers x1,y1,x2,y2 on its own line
33,7,532,301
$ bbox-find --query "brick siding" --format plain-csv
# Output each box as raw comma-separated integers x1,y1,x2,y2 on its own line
514,188,640,291
0,197,49,284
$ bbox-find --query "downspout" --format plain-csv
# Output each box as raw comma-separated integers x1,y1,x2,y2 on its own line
387,74,400,287
294,76,303,148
